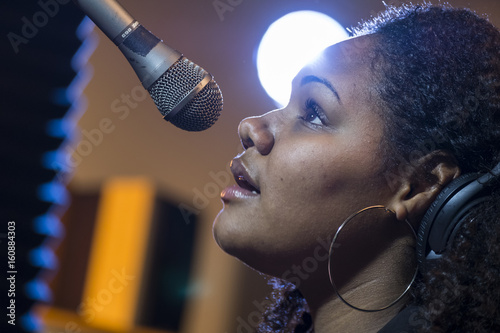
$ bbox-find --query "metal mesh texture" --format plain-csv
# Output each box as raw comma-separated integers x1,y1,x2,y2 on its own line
147,57,223,131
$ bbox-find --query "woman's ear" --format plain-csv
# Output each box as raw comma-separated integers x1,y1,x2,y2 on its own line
387,150,461,224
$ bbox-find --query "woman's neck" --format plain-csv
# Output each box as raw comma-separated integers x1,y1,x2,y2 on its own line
310,291,407,333
298,240,413,332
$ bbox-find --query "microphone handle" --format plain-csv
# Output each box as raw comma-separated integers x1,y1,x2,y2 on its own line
72,0,182,89
72,0,134,41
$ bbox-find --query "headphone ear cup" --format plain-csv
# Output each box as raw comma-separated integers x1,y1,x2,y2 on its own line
416,173,479,265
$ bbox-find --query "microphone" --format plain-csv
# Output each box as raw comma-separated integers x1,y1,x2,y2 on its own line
72,0,223,131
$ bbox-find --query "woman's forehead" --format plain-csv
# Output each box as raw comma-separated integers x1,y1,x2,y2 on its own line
329,35,378,64
292,34,379,89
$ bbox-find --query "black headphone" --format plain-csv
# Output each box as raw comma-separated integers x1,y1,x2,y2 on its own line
416,161,500,266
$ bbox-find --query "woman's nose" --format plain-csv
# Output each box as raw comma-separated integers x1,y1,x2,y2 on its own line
238,112,275,155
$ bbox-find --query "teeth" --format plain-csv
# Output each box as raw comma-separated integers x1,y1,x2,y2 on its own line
252,190,258,194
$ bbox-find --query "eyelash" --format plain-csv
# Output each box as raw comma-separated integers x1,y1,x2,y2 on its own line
300,98,327,126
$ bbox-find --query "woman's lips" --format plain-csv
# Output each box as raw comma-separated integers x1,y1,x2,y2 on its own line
221,184,259,202
221,157,260,202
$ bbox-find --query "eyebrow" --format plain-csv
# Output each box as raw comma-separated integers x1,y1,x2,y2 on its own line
300,75,341,104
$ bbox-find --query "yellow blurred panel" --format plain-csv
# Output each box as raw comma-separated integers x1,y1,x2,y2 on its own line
82,177,155,332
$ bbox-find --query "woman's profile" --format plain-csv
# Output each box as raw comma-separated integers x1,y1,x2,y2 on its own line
213,3,500,332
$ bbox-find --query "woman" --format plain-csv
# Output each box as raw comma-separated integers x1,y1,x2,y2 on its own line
214,3,500,332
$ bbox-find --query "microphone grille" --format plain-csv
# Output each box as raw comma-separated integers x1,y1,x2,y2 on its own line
148,57,223,131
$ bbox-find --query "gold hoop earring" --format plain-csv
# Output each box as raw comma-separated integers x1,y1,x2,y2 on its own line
328,205,418,312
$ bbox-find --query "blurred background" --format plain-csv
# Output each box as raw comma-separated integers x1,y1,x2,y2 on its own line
2,0,500,332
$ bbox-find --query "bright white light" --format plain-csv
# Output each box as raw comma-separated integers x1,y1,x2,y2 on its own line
256,11,349,107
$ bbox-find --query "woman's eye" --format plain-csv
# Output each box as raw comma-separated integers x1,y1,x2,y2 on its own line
301,98,326,126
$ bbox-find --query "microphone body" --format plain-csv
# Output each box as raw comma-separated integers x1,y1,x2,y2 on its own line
73,0,223,131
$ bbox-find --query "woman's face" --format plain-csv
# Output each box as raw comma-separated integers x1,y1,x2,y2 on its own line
213,35,396,277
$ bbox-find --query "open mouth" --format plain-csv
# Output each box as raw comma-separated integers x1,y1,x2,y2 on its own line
235,175,260,194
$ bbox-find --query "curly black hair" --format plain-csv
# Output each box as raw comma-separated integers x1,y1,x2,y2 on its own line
257,3,500,332
415,190,500,332
358,3,500,176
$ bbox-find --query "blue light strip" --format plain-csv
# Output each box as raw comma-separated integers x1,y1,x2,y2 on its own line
23,16,98,333
29,245,58,270
25,279,52,302
33,213,64,238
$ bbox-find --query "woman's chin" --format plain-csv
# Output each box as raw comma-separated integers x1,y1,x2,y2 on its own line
212,208,244,256
213,207,307,278
213,213,264,272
